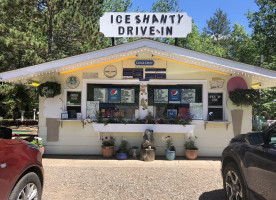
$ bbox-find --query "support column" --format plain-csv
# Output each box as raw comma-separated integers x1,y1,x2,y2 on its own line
139,83,148,119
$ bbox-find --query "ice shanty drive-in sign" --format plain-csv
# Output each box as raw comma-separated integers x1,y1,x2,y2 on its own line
100,12,192,38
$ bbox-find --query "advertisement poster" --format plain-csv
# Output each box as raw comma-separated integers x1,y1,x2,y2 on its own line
108,88,121,103
168,89,181,103
154,89,168,103
167,109,177,119
190,103,203,120
181,89,196,103
121,89,135,103
86,101,99,119
94,88,108,103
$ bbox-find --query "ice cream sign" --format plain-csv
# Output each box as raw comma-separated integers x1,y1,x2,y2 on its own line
100,12,192,38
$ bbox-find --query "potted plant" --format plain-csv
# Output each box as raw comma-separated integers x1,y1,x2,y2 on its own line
184,136,198,160
101,135,115,158
116,139,130,160
38,81,61,98
162,135,176,160
30,136,45,156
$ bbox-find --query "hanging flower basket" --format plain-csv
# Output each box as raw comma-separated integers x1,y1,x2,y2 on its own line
38,82,61,98
229,88,259,106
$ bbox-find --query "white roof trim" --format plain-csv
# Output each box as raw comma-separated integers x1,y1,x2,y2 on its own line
1,39,276,81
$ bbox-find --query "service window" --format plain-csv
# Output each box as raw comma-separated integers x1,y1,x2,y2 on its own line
208,93,223,121
87,84,139,119
148,85,203,120
66,91,82,119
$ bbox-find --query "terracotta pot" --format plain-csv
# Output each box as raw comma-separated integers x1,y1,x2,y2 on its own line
40,147,45,156
102,146,114,157
185,149,198,160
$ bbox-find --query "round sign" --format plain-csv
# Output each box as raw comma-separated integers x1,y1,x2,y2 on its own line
66,76,80,89
227,76,248,92
104,65,117,78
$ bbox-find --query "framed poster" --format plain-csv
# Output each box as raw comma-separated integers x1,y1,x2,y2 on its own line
154,89,168,104
189,103,203,120
168,89,181,103
181,89,196,103
121,89,135,103
167,109,177,119
67,92,81,105
94,88,108,103
108,88,121,103
86,101,99,118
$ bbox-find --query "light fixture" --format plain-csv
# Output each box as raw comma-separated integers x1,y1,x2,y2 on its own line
29,81,40,87
251,83,261,88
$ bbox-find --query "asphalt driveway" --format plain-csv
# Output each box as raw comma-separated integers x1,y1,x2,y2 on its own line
42,156,227,200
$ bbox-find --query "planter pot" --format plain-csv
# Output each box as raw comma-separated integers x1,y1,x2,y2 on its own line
40,147,45,156
116,153,128,160
185,149,198,160
102,146,114,158
165,149,176,161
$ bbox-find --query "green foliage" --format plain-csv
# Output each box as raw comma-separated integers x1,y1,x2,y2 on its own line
184,136,198,150
229,88,260,107
151,0,180,12
37,82,61,97
204,8,231,42
118,140,130,153
162,135,173,149
30,137,44,147
101,135,115,147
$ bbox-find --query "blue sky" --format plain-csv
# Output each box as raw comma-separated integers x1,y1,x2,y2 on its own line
131,0,258,34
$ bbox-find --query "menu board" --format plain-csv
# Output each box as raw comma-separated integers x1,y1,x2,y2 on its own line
168,89,181,103
67,92,81,105
181,89,196,103
123,68,143,79
208,93,223,106
121,89,135,103
154,89,168,103
94,88,108,103
145,68,166,79
190,103,203,120
86,101,99,118
108,88,121,103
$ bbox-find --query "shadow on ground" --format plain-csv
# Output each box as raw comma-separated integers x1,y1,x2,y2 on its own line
199,189,227,200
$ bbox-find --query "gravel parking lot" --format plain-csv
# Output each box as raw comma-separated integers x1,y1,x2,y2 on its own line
42,156,227,200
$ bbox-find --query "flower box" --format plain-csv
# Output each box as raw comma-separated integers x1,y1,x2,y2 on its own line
92,124,195,134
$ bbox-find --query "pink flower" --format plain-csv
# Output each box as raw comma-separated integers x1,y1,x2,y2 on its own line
12,134,15,136
110,136,113,140
105,136,108,139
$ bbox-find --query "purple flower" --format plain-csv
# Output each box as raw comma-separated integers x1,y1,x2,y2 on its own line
105,136,108,139
110,136,113,140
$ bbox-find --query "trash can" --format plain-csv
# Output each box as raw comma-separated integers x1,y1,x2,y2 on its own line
0,127,12,139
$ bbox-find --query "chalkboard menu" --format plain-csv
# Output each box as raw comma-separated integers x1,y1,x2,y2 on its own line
94,88,108,103
181,89,196,103
67,92,81,105
154,89,168,103
123,68,143,79
208,93,223,106
121,89,135,103
145,68,166,79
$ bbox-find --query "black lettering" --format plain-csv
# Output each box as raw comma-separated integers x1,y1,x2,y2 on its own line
150,26,155,35
118,26,124,35
143,14,150,23
178,14,184,24
166,26,172,35
127,26,133,35
116,15,122,23
136,26,139,34
169,15,175,23
140,26,147,35
160,15,167,24
152,14,159,24
111,15,113,23
161,27,164,35
125,15,130,24
135,15,141,24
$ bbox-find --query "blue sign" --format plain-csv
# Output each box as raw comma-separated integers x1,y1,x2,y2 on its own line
135,60,154,66
167,109,177,119
169,89,181,103
108,88,121,102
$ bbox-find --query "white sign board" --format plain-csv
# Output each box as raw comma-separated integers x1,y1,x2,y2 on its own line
100,12,192,38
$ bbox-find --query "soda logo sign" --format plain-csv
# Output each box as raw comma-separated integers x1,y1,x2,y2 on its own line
110,89,118,95
171,90,178,96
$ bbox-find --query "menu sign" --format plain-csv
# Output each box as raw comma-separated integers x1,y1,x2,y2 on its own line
181,89,195,103
86,101,99,118
94,88,108,103
123,68,143,79
145,68,166,79
154,89,168,103
208,93,223,106
67,92,81,105
121,89,135,103
190,103,203,120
